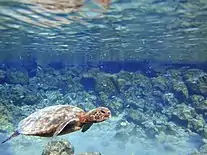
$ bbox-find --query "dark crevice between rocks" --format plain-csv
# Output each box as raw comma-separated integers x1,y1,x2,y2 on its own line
169,115,188,128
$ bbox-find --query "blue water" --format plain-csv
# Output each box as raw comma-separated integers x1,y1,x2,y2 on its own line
0,0,207,155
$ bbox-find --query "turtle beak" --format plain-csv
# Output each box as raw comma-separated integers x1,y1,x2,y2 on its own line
105,110,111,119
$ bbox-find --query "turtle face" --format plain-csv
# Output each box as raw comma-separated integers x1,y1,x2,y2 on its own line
86,107,111,123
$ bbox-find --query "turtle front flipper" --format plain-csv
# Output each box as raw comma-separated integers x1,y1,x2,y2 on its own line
81,123,93,132
1,130,20,144
51,118,77,141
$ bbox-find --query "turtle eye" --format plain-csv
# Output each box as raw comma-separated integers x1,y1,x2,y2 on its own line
101,110,106,113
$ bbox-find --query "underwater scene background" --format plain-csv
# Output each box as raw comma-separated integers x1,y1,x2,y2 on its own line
0,0,207,155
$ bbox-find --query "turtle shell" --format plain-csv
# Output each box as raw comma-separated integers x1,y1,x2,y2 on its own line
18,105,85,136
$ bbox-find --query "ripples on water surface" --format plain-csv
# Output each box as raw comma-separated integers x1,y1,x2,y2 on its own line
0,0,207,65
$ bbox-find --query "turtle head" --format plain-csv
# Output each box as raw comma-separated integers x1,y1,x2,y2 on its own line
84,107,111,123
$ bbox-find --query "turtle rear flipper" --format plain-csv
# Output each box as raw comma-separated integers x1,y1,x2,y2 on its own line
1,130,20,144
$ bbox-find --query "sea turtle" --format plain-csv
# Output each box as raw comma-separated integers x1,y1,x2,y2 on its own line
1,105,111,144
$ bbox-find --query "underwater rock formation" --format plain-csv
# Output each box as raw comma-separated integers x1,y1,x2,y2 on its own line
184,69,207,96
6,69,29,85
78,153,101,155
0,69,6,83
191,143,207,155
42,139,75,155
42,139,101,155
0,65,207,155
171,80,189,102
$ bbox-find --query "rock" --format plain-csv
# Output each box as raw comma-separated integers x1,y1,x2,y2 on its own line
192,144,207,155
132,73,152,93
162,93,178,107
117,71,133,85
10,84,25,105
78,153,101,155
80,74,96,91
105,98,124,115
199,144,207,154
42,139,102,155
184,69,207,96
165,69,182,80
200,126,207,139
151,76,169,92
189,95,205,108
188,115,205,133
6,69,29,85
114,131,130,142
0,69,6,83
168,104,197,127
42,139,74,155
95,73,117,96
126,108,149,125
22,92,41,105
172,80,188,101
127,98,146,110
189,95,207,113
142,120,160,138
196,100,207,112
0,101,14,131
